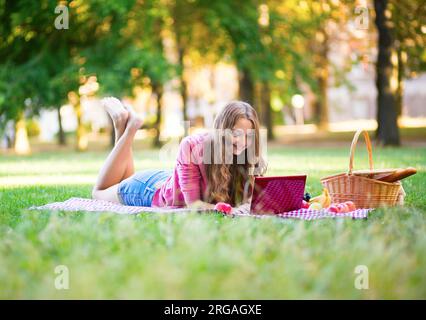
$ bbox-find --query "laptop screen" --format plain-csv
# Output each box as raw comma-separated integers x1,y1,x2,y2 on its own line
250,175,306,214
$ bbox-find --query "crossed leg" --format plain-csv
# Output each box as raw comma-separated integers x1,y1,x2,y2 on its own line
92,97,143,203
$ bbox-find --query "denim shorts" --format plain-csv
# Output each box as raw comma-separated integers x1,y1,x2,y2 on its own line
117,170,171,207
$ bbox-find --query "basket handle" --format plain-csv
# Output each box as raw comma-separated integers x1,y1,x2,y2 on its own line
348,129,373,175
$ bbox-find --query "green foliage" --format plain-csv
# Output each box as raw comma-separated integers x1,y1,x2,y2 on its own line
0,0,175,125
389,0,426,76
200,0,277,81
0,0,94,124
83,0,174,96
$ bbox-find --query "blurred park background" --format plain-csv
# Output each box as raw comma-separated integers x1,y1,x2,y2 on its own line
0,0,425,154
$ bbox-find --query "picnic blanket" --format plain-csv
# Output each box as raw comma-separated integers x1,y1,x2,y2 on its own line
29,197,373,221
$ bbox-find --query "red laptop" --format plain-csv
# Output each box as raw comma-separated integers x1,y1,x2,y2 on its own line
250,175,307,214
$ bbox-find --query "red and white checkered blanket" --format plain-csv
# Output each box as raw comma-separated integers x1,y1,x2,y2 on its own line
29,197,372,220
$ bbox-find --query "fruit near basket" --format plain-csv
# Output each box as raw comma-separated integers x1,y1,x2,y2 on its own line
320,129,407,209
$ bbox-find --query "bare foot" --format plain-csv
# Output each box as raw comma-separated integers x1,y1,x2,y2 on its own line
101,97,129,137
123,103,143,132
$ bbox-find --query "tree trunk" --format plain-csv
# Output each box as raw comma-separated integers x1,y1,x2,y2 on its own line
3,120,14,149
5,133,13,149
396,48,404,117
75,102,88,151
260,81,274,141
68,91,88,151
177,44,189,135
314,29,329,131
14,112,31,155
172,1,189,136
57,105,66,146
374,0,400,145
152,83,164,148
239,68,255,107
177,46,187,121
316,71,329,130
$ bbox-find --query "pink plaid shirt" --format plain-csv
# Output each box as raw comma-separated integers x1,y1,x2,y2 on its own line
151,133,209,207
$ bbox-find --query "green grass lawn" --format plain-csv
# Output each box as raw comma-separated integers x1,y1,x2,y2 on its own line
0,144,425,299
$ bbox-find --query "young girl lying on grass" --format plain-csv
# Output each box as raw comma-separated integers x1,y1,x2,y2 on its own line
92,98,266,213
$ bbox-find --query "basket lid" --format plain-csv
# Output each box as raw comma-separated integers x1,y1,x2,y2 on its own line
352,168,398,179
352,169,398,175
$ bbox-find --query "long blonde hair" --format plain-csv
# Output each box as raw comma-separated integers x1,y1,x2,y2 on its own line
204,101,266,206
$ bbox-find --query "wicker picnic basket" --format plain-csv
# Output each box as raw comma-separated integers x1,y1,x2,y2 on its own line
320,129,401,209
